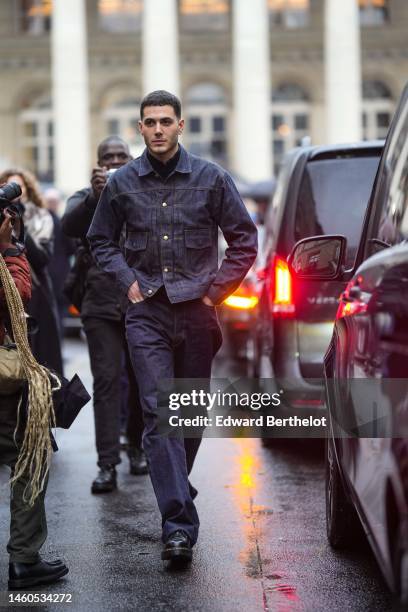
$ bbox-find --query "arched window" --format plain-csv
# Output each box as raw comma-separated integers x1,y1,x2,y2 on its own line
19,92,54,182
271,83,311,174
103,95,144,156
185,83,228,165
362,80,394,140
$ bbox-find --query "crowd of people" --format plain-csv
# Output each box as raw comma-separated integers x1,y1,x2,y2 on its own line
0,142,148,481
0,89,257,591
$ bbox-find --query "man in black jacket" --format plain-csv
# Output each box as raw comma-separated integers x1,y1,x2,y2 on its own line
61,136,147,493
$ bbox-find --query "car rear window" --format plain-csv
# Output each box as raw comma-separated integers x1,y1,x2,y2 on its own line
295,155,380,268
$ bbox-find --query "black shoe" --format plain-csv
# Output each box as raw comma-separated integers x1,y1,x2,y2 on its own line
128,447,149,475
91,465,117,494
8,559,68,590
161,530,192,562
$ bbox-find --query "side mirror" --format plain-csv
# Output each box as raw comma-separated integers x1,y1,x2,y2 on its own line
288,235,347,280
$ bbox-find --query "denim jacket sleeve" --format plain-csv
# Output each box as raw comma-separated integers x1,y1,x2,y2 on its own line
206,172,258,305
86,182,137,294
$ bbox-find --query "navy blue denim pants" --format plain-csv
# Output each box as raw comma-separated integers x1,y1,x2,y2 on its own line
125,287,222,545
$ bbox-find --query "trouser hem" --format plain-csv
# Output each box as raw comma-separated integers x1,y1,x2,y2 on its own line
9,554,41,564
97,458,121,468
162,526,199,547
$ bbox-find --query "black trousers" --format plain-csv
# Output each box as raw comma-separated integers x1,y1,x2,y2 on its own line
124,338,144,449
0,392,48,563
82,317,144,467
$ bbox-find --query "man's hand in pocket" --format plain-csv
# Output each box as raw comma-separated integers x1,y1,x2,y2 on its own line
128,280,144,303
201,295,214,306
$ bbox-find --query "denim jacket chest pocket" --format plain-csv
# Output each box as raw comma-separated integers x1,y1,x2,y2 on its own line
125,231,149,268
184,227,214,275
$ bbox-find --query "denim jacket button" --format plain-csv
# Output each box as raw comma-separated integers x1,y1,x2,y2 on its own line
147,289,153,295
163,267,169,273
163,235,169,240
162,202,167,207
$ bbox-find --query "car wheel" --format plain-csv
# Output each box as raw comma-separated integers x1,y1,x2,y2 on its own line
390,521,408,606
396,546,408,606
325,436,362,548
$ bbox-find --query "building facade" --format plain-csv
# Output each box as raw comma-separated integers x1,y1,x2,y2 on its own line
0,0,407,193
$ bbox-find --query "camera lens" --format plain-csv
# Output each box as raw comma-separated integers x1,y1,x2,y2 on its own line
0,182,22,202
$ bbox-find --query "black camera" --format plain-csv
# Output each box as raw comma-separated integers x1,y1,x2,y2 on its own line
0,182,25,244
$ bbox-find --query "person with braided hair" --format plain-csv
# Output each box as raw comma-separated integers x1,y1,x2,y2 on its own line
0,210,68,590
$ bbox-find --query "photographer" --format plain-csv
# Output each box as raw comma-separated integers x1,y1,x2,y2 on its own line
0,191,68,590
61,136,146,493
0,168,63,376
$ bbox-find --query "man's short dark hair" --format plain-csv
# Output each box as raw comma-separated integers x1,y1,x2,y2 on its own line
140,90,181,120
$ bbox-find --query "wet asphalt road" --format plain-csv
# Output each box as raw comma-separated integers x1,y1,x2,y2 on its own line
0,338,395,611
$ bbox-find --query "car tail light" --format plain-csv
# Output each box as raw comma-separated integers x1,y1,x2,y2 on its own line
224,292,259,310
271,256,295,316
68,304,80,317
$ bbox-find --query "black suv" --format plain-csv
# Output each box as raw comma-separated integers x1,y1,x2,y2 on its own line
251,142,382,418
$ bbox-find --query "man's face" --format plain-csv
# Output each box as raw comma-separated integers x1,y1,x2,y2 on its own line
98,143,131,170
139,105,184,161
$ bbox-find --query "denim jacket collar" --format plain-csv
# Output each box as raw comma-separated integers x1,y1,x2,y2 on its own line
138,144,192,177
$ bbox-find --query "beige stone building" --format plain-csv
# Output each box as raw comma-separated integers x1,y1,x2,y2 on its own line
0,0,407,193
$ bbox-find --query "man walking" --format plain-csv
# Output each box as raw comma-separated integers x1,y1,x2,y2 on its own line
87,91,257,562
62,136,147,494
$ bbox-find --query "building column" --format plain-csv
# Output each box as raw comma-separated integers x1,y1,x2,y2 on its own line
142,0,180,96
324,0,362,144
233,0,272,181
51,0,90,195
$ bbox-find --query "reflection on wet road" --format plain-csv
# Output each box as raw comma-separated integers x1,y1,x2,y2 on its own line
0,340,394,611
230,438,301,610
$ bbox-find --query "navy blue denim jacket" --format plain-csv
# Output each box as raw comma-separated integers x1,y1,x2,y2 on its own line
87,145,258,305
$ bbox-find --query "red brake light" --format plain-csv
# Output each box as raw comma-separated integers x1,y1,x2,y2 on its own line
272,256,295,316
